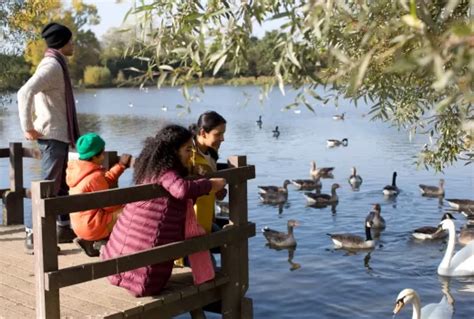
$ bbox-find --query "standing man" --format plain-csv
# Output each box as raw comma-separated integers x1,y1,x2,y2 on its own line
17,22,80,253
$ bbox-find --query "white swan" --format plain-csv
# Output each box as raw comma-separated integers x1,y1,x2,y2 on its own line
437,218,474,276
393,288,453,319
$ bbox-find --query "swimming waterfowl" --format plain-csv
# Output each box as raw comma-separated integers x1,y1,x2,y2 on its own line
411,212,453,240
304,183,339,205
258,180,291,195
326,138,348,147
327,221,375,250
262,220,299,248
393,288,453,319
256,115,263,127
383,171,399,196
272,126,280,138
445,198,474,211
348,167,363,190
216,201,229,216
332,112,345,120
459,223,474,246
419,179,445,197
259,191,288,205
310,161,335,178
437,215,474,277
291,178,322,191
365,204,385,229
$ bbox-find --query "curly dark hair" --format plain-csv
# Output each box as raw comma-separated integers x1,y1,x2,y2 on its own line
133,124,192,184
189,111,226,161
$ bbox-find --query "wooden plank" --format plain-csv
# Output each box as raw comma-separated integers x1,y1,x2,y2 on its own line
22,147,41,159
46,223,254,290
0,147,9,158
43,166,255,217
5,142,24,224
32,180,60,318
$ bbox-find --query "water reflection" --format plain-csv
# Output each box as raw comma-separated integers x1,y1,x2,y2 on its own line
264,246,301,272
307,202,338,214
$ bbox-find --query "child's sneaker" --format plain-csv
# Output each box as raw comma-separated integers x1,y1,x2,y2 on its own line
74,238,100,257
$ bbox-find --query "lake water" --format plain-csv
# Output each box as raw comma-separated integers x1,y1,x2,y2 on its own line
1,86,473,318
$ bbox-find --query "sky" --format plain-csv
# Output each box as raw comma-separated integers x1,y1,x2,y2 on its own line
65,0,280,40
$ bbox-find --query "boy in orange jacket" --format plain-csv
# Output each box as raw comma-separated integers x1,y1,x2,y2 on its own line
66,132,132,256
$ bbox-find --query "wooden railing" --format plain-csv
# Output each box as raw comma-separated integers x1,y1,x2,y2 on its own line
1,143,256,318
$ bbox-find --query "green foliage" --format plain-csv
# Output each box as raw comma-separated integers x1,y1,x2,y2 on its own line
125,0,472,170
0,54,30,91
83,66,112,87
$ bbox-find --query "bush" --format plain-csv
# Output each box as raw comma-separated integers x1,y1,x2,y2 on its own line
83,66,112,88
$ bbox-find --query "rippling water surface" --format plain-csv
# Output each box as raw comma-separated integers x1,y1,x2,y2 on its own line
1,86,473,318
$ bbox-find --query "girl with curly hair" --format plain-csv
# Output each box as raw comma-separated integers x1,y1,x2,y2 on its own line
101,124,226,297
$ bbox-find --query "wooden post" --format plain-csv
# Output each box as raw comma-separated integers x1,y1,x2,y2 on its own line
103,151,119,188
32,180,60,319
221,156,252,319
4,142,24,225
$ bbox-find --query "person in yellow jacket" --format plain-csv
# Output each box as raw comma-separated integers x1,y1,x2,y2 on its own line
188,111,227,234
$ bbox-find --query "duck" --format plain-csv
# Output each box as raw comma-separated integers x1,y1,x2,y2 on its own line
310,160,335,178
419,179,445,197
272,126,280,138
304,183,339,205
262,220,299,248
348,167,363,190
128,102,134,108
411,212,453,240
445,198,474,211
393,288,453,319
258,180,291,195
383,171,399,196
290,178,322,191
437,216,474,276
332,112,345,120
327,220,375,250
259,191,288,205
256,115,262,128
326,138,348,147
365,204,385,229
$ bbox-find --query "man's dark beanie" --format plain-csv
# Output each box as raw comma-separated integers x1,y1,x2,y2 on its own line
41,23,72,49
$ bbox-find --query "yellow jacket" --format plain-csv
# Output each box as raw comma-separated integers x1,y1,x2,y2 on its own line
188,145,217,234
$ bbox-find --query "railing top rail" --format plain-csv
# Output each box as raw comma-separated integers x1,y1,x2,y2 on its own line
41,165,255,216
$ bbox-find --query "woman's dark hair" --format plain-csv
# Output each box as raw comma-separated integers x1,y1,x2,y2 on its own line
133,124,192,184
189,111,226,161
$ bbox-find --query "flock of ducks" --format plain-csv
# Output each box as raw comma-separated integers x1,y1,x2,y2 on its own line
256,160,473,318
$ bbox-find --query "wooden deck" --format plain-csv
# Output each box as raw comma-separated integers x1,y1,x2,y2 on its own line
0,225,221,318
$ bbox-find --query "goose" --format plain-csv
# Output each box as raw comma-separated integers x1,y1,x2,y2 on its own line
256,115,263,128
437,216,474,276
304,183,339,205
258,180,291,195
326,138,348,147
365,204,385,229
327,220,375,250
411,212,453,240
310,160,335,178
259,191,288,205
332,112,345,120
383,171,399,196
291,178,322,191
262,220,299,248
348,167,363,190
393,288,453,319
272,126,280,138
445,198,474,211
459,223,474,245
419,179,445,197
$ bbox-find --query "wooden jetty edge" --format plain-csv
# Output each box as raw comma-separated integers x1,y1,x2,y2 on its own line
1,142,256,318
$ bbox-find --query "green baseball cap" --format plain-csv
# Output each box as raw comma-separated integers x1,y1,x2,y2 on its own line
76,132,105,160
